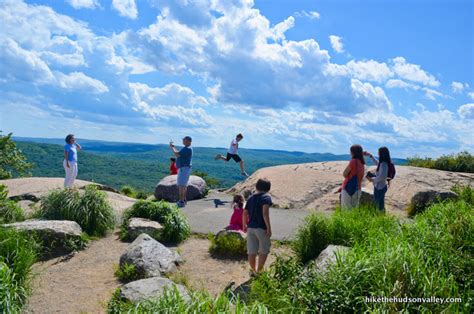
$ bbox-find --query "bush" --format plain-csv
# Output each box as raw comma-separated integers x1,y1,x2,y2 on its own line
38,185,115,236
107,286,269,314
407,151,474,173
208,231,247,258
292,206,399,263
114,263,140,282
135,191,149,200
250,192,473,312
120,185,136,198
0,228,38,312
0,131,32,179
121,200,190,244
0,185,25,224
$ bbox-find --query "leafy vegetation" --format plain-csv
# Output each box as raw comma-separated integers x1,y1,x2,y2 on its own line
208,231,247,258
114,263,140,282
248,191,473,312
38,185,115,236
121,200,191,244
0,132,32,179
107,287,269,314
0,228,38,312
407,151,474,173
120,185,149,199
0,185,25,224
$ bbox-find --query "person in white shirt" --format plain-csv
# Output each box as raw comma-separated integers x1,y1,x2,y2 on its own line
215,133,248,177
364,147,392,212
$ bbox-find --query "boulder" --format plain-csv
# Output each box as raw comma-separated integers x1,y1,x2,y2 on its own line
314,245,350,274
154,175,207,202
359,187,374,207
120,277,189,303
408,189,457,216
127,217,163,240
120,234,182,278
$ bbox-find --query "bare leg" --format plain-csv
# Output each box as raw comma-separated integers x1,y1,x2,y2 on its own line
248,254,257,272
257,254,268,272
239,160,245,173
179,186,185,202
215,154,228,161
183,186,188,202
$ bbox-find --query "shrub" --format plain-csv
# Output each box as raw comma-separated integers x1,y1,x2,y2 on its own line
0,131,32,179
120,185,136,198
135,191,149,200
0,228,38,312
250,193,473,312
407,151,474,173
0,185,25,224
38,185,115,236
114,263,140,282
121,200,190,244
452,184,474,205
107,286,269,314
208,232,247,258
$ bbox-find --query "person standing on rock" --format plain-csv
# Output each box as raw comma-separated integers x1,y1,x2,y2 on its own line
365,147,393,212
63,134,81,188
170,136,193,208
215,133,249,177
340,144,365,210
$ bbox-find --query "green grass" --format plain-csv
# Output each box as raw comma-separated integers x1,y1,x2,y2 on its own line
407,151,474,173
0,228,38,312
114,263,140,283
0,185,25,224
249,191,473,312
208,231,247,258
121,200,191,244
107,286,270,314
37,185,115,236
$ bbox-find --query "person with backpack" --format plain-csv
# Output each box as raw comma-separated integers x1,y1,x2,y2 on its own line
340,144,366,210
364,147,395,212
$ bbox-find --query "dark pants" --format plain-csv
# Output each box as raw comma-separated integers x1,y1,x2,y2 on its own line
374,186,387,212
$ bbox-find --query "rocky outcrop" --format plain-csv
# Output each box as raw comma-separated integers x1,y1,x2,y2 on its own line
154,175,207,202
119,234,182,278
229,161,474,216
120,277,189,303
127,217,163,240
314,245,350,274
408,189,457,216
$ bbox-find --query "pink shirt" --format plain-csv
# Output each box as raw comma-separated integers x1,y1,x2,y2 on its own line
227,205,246,231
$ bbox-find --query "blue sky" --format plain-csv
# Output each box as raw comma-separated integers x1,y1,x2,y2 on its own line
0,0,472,157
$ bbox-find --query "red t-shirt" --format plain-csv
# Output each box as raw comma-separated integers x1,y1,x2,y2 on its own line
170,162,178,175
342,158,364,190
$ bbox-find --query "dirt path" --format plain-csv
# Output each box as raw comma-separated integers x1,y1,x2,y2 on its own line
24,233,128,314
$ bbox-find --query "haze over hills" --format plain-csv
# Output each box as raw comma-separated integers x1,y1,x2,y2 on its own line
13,137,406,192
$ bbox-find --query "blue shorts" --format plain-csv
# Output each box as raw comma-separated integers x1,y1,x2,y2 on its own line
177,166,191,187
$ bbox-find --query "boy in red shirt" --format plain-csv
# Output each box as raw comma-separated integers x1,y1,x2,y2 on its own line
169,157,178,175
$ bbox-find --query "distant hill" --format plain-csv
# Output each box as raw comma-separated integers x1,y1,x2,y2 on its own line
14,137,406,192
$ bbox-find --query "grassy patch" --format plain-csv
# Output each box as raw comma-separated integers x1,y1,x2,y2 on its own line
0,185,25,224
0,228,38,312
37,185,115,236
121,200,191,244
208,232,247,259
114,262,140,283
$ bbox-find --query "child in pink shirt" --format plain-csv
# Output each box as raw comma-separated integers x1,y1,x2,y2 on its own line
226,194,246,232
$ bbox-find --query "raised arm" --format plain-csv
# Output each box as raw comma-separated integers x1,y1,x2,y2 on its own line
169,143,180,157
76,143,82,150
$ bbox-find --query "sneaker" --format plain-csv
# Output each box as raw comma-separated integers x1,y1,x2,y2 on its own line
177,201,185,208
241,171,249,177
214,154,222,160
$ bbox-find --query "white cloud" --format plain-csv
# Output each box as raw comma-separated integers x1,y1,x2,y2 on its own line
329,35,344,53
294,10,320,20
391,57,439,87
423,87,444,100
346,60,393,82
112,0,137,19
385,79,420,90
66,0,100,9
458,103,474,119
451,81,464,93
468,92,474,100
55,72,109,94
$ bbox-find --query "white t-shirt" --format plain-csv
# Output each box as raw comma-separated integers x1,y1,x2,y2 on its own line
228,139,238,154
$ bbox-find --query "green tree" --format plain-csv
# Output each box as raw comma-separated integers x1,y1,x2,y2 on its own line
0,132,32,179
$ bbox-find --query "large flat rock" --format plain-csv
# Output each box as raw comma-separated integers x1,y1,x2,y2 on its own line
228,161,474,216
120,277,189,303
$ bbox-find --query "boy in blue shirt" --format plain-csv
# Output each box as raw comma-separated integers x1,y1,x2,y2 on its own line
170,136,193,207
243,178,273,274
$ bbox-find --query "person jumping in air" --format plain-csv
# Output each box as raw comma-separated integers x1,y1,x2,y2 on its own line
215,133,249,177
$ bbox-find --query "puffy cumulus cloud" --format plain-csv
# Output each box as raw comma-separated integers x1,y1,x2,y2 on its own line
129,82,212,127
390,57,440,87
345,60,393,82
112,0,138,19
458,103,474,119
55,72,109,94
294,10,320,20
329,35,344,53
123,2,390,114
66,0,100,9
